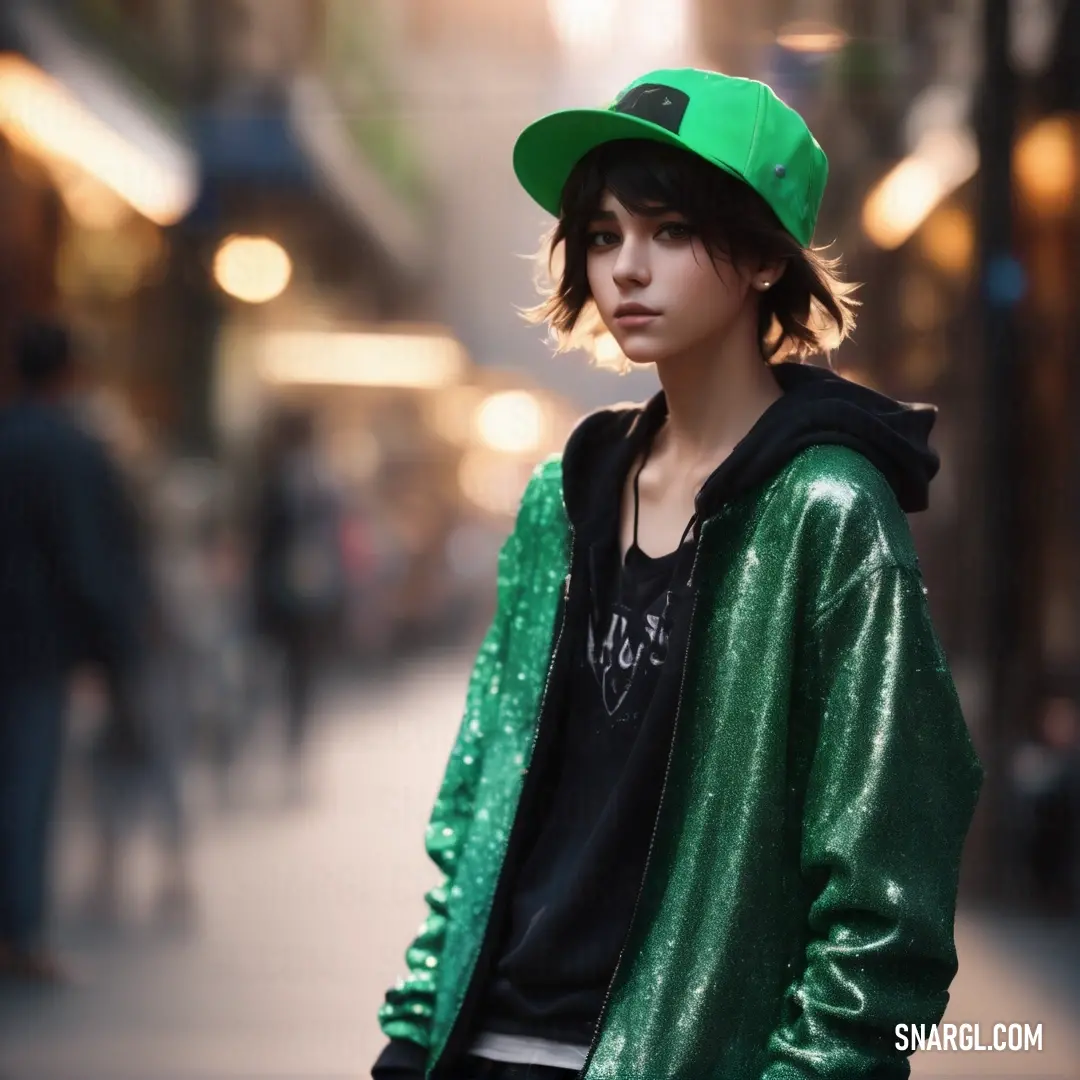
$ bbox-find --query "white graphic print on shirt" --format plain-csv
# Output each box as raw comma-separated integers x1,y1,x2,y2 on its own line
587,605,669,719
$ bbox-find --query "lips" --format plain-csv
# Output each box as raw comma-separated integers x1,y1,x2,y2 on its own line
614,302,660,317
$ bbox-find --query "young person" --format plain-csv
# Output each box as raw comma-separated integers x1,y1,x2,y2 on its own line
371,69,983,1080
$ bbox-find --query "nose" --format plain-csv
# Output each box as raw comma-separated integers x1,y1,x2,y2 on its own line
612,233,651,289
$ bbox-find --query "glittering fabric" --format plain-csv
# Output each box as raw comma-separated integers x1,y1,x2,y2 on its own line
378,458,570,1051
378,447,983,1080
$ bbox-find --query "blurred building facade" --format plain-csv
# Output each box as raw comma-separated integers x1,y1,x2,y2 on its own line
389,0,666,408
0,0,427,455
696,0,1080,910
0,0,591,662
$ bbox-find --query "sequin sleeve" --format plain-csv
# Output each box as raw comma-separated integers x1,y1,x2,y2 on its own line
374,472,534,1053
759,563,983,1080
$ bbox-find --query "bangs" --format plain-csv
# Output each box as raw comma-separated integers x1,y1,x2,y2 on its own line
561,139,716,226
558,139,790,267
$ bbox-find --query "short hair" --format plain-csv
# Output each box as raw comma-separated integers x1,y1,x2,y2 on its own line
14,319,73,389
523,140,858,371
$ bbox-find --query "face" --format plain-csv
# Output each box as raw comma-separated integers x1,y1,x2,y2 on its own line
584,190,756,367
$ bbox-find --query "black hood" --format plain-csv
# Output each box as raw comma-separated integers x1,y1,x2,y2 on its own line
562,361,940,535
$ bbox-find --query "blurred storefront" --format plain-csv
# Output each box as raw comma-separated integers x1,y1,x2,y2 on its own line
218,321,578,654
0,0,197,437
0,0,429,456
0,0,583,659
0,135,62,402
189,0,430,451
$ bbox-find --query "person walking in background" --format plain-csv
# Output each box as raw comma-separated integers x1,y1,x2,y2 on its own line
253,406,346,796
0,320,145,983
82,526,198,933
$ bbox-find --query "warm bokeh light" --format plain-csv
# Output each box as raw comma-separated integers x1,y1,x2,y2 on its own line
426,385,487,445
474,391,546,454
1014,116,1077,218
213,235,293,304
258,330,468,389
862,131,978,250
0,53,196,225
547,0,616,52
776,20,849,54
55,167,132,231
593,332,625,367
919,206,975,277
900,273,946,332
458,449,530,517
863,157,941,250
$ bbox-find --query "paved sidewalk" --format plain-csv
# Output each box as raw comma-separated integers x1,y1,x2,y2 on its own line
0,652,466,1080
0,649,1076,1080
911,913,1079,1078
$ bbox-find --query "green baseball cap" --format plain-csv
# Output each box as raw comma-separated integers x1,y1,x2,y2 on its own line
513,68,828,246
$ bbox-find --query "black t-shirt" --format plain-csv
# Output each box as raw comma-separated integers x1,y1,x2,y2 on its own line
476,526,693,1044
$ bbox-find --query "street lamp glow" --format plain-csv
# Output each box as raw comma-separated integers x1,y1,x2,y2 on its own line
862,131,978,250
475,391,546,454
1014,117,1077,218
776,20,849,54
0,53,196,225
259,331,468,389
919,206,974,276
213,235,293,304
863,157,942,250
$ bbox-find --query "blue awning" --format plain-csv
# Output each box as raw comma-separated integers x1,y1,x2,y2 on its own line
193,78,425,280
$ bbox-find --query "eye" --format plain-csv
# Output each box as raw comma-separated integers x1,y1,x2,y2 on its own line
657,221,693,241
586,229,620,249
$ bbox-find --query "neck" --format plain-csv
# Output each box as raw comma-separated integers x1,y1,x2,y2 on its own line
652,312,783,465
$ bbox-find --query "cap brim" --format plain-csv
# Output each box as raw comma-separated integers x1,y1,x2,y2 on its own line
513,108,689,216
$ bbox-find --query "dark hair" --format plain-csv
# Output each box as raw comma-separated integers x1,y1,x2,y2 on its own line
523,140,857,369
14,319,73,390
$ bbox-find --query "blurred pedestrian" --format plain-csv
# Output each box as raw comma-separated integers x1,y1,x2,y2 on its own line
0,320,145,983
83,604,197,932
252,407,345,793
182,516,256,804
372,69,983,1080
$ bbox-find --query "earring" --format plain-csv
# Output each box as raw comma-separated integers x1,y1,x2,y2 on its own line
759,280,772,290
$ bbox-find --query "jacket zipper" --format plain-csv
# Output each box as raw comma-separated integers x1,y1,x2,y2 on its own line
575,522,708,1079
427,527,577,1078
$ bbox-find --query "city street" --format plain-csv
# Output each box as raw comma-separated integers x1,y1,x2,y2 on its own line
0,649,1077,1080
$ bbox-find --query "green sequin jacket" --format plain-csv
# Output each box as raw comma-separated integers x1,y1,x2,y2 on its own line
377,441,983,1079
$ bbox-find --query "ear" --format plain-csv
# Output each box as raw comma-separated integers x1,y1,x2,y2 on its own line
751,259,787,293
